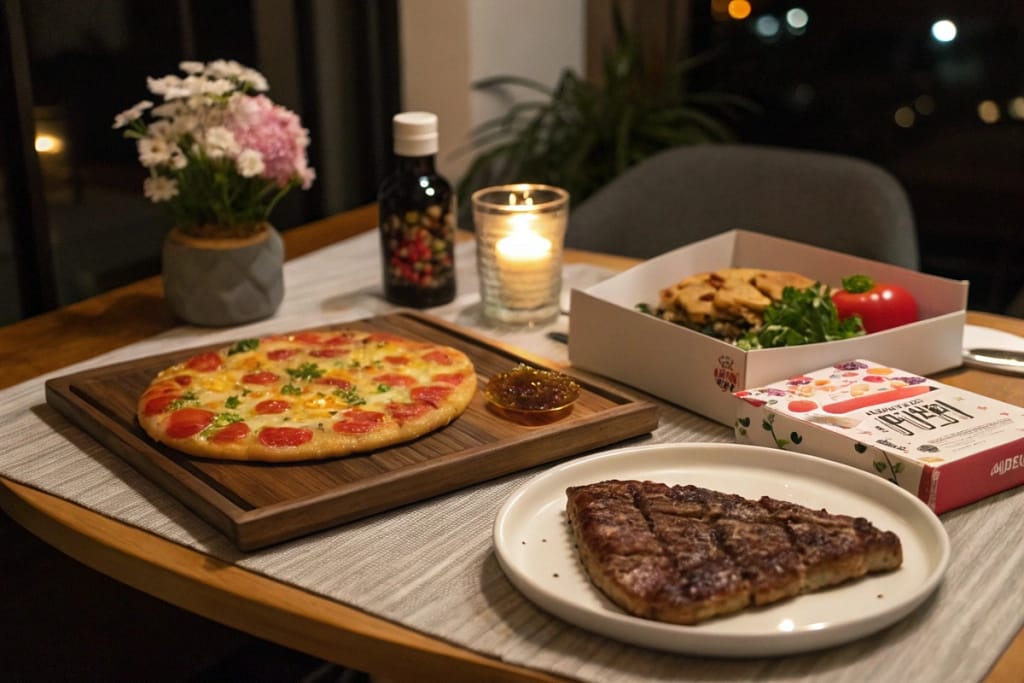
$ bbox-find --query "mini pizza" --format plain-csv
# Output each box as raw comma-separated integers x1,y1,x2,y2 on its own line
136,329,477,462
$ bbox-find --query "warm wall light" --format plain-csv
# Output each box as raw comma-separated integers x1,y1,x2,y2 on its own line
35,133,64,154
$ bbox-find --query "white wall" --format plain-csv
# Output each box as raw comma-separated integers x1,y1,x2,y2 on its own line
398,0,585,183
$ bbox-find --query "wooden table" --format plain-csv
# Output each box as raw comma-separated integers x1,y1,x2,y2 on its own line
1,203,1022,682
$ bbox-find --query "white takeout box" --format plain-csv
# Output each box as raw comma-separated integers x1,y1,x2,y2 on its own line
568,230,969,426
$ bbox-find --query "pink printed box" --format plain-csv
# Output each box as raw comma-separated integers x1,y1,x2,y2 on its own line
733,359,1024,513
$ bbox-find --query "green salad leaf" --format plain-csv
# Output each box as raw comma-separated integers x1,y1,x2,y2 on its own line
737,283,864,350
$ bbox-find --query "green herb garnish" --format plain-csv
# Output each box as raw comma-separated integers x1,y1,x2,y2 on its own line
377,383,391,393
228,338,259,355
287,362,324,380
199,412,244,438
281,383,303,395
225,395,241,409
168,391,198,410
333,386,366,406
736,283,864,350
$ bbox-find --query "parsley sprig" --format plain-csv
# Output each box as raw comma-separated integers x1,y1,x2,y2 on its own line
333,386,366,406
286,362,325,381
228,339,259,355
169,391,198,410
199,412,244,438
737,283,864,350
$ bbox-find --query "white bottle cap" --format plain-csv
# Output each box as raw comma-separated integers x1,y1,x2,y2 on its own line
393,111,439,157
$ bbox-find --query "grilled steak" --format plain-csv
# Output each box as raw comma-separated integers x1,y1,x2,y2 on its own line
565,480,902,625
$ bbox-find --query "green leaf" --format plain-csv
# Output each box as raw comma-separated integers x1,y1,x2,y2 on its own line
228,339,259,355
286,362,325,381
737,283,864,349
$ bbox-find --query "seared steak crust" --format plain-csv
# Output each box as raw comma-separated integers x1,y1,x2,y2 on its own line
565,480,902,625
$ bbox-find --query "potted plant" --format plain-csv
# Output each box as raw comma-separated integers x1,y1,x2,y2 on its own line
113,59,315,326
456,10,756,225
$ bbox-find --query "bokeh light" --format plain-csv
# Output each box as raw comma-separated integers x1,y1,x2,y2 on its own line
1009,97,1024,120
977,100,1000,124
931,19,957,43
755,15,781,39
786,8,809,31
728,0,752,20
914,95,935,116
894,106,916,128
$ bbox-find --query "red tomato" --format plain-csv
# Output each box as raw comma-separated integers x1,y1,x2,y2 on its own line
374,373,416,387
411,384,451,408
186,352,222,372
166,408,215,439
258,426,313,447
422,350,453,366
333,411,385,434
832,275,918,333
143,393,179,416
387,401,431,421
241,370,279,385
254,399,289,414
210,421,251,443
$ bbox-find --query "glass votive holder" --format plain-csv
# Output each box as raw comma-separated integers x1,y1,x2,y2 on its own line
472,184,569,325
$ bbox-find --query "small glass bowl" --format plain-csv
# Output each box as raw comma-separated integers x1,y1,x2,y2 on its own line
485,364,581,425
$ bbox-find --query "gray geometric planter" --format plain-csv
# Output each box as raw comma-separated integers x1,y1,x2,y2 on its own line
162,224,284,326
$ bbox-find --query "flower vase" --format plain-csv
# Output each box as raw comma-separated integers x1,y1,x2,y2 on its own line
162,224,284,326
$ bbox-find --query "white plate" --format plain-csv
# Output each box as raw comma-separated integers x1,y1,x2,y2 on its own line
493,443,950,657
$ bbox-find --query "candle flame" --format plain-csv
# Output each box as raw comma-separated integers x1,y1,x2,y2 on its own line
507,191,535,207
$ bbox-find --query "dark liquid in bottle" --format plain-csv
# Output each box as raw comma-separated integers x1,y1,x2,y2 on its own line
378,156,456,308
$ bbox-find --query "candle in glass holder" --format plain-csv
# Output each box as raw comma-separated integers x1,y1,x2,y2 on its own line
472,184,569,325
495,218,554,309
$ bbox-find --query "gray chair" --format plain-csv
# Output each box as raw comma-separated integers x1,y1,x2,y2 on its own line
565,144,920,269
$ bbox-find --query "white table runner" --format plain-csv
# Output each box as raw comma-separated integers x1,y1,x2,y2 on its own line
2,230,1022,682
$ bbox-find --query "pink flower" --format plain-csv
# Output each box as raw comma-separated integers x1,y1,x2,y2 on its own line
227,94,314,189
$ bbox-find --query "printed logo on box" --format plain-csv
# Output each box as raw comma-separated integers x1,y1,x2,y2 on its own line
992,454,1024,477
714,355,738,393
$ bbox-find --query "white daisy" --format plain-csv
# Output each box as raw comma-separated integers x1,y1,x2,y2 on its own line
204,126,238,158
112,100,153,129
236,149,265,177
138,136,174,167
179,60,205,74
143,176,178,202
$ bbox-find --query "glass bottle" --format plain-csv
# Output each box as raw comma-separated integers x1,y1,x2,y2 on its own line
378,111,456,307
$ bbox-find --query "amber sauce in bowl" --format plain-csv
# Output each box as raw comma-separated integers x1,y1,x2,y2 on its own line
485,364,581,425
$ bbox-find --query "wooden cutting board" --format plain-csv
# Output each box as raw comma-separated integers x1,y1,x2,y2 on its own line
45,312,659,551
